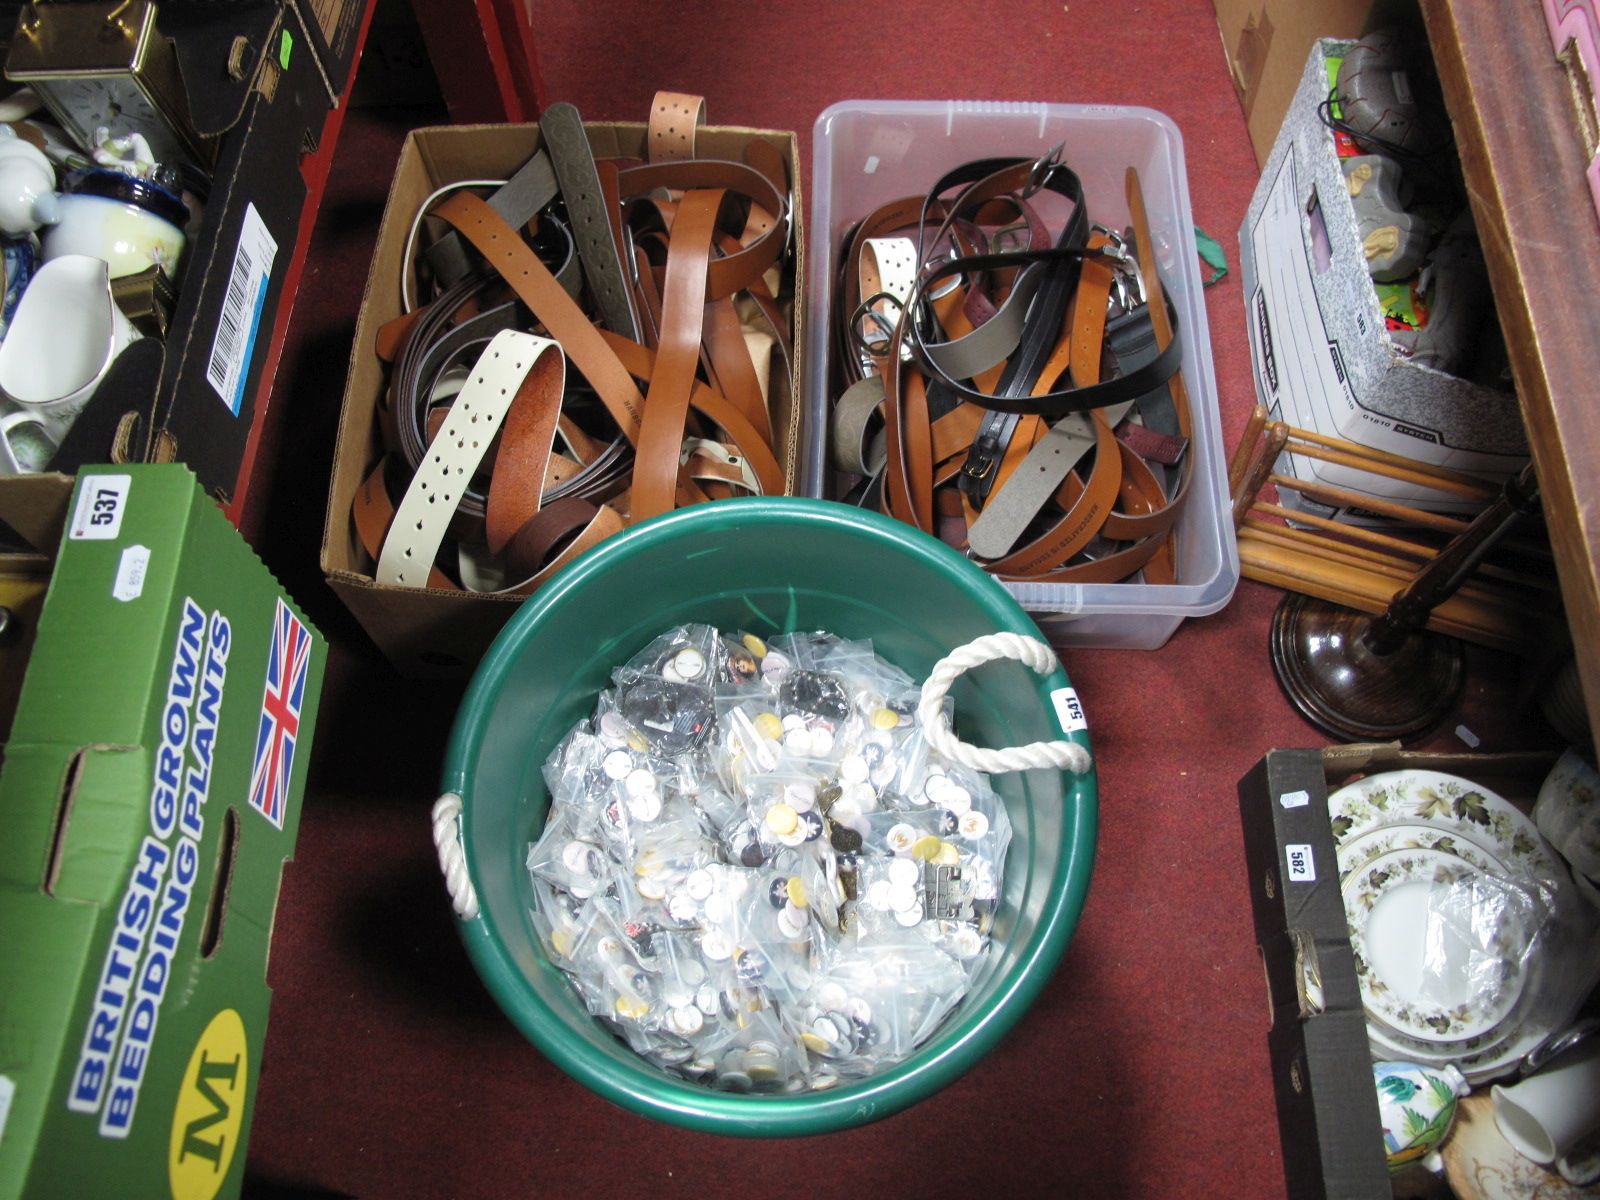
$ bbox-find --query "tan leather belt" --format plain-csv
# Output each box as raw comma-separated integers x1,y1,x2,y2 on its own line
353,93,793,594
830,158,1192,585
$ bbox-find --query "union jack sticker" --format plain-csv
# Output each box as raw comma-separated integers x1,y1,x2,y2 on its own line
249,598,313,828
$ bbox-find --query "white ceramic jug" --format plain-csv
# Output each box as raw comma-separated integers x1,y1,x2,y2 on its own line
0,254,139,471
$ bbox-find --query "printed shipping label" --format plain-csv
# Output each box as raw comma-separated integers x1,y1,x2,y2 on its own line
70,474,131,540
1285,843,1317,883
1050,686,1088,734
206,204,279,415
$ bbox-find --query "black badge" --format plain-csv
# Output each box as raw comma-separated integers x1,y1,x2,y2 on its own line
617,675,714,755
740,839,768,868
779,670,851,722
829,822,863,853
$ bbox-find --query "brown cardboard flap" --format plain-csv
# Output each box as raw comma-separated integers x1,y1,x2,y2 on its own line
1314,742,1560,806
0,474,72,555
162,1,283,138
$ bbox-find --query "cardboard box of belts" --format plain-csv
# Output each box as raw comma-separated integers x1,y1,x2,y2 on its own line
1236,744,1576,1200
0,0,367,552
322,104,805,678
1238,38,1526,524
0,464,326,1200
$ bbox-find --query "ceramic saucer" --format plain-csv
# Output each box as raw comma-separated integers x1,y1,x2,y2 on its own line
1442,1093,1600,1199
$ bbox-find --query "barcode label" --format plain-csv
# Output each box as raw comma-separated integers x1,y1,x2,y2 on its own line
206,204,278,414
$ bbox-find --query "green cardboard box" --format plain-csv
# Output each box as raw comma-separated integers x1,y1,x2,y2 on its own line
0,465,326,1200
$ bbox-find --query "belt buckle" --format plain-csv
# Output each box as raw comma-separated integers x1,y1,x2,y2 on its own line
1108,266,1145,316
1022,142,1066,199
1091,222,1131,262
990,220,1032,254
851,298,905,373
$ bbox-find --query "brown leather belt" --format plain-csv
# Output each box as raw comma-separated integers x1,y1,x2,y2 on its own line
830,156,1192,585
353,92,793,594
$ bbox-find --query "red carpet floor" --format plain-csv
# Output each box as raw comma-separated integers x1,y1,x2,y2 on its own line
236,3,1559,1196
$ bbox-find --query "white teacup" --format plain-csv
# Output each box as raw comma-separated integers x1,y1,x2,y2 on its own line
1492,1037,1600,1166
0,254,139,460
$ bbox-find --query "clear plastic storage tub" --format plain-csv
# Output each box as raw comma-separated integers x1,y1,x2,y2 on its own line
806,100,1240,650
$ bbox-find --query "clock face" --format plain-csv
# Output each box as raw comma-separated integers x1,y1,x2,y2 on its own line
41,75,190,168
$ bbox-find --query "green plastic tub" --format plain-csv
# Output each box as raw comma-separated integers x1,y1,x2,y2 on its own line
440,498,1097,1135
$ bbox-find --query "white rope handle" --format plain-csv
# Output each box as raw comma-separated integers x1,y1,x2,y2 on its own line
432,793,480,919
917,633,1092,775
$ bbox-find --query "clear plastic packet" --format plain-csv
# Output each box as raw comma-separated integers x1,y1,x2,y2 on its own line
768,844,841,934
623,809,716,913
848,855,931,937
858,809,945,859
746,768,830,858
613,623,722,686
713,866,822,1012
591,922,673,1031
591,695,651,755
711,698,784,797
552,891,633,1021
831,928,967,1065
684,776,744,835
715,630,765,688
539,723,618,832
611,626,720,757
526,809,613,899
526,875,591,966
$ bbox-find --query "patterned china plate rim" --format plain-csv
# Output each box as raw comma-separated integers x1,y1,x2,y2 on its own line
1330,771,1586,1080
1339,821,1512,885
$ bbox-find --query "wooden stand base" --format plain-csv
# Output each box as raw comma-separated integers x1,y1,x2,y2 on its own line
1270,592,1465,741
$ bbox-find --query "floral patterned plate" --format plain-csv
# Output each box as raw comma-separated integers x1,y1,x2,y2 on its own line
1343,847,1528,1045
1442,1093,1600,1199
